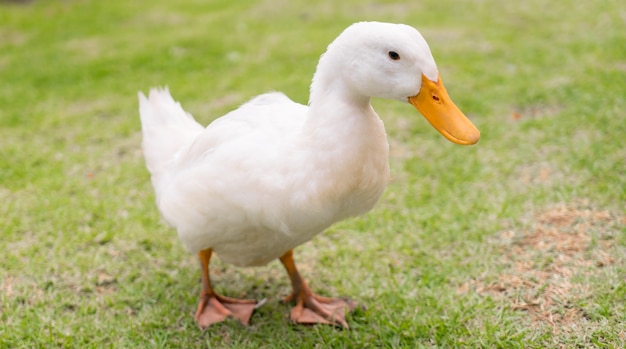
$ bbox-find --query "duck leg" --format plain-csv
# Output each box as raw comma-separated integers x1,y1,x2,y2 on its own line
194,248,257,328
279,249,357,328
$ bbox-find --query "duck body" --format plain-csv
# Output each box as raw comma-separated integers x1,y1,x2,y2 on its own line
139,21,479,328
142,90,389,267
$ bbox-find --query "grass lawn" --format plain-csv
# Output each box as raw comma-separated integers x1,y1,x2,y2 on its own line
1,0,624,347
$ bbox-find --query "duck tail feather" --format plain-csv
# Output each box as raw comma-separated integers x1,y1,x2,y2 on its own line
138,87,204,189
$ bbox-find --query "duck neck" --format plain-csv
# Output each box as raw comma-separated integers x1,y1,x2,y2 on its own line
308,90,372,125
300,61,390,219
303,57,388,162
307,53,373,127
305,83,377,146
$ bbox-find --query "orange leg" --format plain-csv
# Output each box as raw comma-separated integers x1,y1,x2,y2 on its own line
279,249,357,328
194,248,256,329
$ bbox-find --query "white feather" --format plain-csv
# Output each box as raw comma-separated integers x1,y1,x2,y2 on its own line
139,22,442,267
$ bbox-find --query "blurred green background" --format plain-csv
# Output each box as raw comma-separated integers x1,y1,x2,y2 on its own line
1,0,624,347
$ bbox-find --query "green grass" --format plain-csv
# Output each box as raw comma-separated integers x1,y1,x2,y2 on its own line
1,0,624,347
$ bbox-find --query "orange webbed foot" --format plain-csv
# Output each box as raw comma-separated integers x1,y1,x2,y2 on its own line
195,293,257,329
279,249,358,329
283,292,357,328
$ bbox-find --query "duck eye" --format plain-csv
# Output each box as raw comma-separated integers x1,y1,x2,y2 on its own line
388,51,400,61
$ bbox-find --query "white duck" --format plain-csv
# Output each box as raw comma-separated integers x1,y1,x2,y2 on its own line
139,21,479,329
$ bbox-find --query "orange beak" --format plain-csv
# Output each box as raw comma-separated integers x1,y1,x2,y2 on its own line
408,74,480,145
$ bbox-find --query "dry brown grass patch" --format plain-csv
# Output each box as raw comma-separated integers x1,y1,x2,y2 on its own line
460,201,624,332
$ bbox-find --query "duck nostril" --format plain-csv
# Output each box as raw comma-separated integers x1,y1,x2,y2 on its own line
432,95,440,102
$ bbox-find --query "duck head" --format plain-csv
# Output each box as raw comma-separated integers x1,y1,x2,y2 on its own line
313,21,480,145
